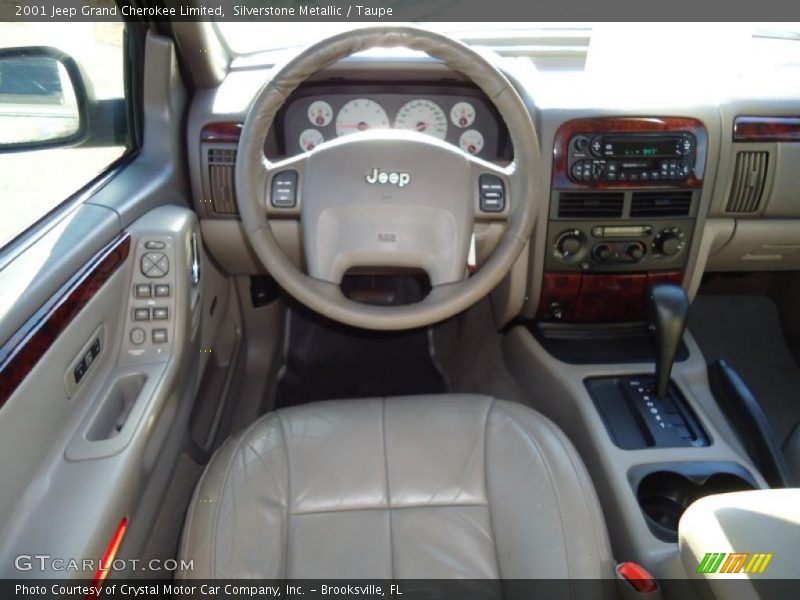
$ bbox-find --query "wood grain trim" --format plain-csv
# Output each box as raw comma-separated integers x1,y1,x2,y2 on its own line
733,116,800,142
0,233,131,408
552,117,708,190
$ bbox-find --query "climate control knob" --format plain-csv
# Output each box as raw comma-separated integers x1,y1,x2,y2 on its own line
592,242,613,262
653,228,685,257
624,241,646,261
554,229,585,260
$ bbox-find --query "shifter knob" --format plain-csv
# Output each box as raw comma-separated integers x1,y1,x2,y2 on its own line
646,284,689,400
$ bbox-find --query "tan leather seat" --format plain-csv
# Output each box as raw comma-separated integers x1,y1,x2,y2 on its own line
178,394,613,578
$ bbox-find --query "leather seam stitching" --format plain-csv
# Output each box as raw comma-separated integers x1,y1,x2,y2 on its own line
277,412,292,579
549,420,611,566
212,416,265,578
290,503,490,517
382,397,395,580
499,405,572,583
484,398,504,580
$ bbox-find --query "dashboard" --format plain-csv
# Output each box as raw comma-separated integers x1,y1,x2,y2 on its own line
277,85,509,160
189,55,800,327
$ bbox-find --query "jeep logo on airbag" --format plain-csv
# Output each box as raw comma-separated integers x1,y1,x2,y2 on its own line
365,168,411,188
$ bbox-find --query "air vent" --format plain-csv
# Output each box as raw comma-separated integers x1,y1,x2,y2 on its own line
558,192,624,218
630,191,693,217
727,151,769,213
207,147,237,215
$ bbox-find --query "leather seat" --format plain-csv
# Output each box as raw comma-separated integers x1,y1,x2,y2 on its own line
178,394,613,579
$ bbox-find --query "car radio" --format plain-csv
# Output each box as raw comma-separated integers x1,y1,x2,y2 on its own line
567,132,697,183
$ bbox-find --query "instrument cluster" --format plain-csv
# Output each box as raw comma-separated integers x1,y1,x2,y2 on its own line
282,89,504,159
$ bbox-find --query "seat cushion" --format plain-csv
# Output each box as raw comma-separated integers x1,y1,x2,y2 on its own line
178,394,613,579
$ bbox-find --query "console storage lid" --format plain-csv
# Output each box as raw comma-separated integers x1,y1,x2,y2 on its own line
679,489,800,596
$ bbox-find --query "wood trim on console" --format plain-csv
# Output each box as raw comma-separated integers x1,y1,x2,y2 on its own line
552,117,708,190
733,116,800,142
0,233,131,408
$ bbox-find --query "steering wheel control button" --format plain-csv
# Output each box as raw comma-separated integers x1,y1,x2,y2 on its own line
141,252,169,278
271,170,298,208
154,284,171,297
130,328,146,346
134,283,152,298
152,329,168,344
479,174,505,212
144,240,166,250
133,308,151,321
152,307,169,321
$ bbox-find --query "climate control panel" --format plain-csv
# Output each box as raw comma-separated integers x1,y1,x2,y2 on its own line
546,219,692,273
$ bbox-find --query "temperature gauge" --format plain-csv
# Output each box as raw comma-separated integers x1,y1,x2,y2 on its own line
459,129,484,155
450,101,476,128
298,128,324,152
307,101,333,127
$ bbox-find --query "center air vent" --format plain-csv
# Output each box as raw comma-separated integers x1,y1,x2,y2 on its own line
558,192,624,218
207,147,237,215
630,191,693,217
726,151,769,214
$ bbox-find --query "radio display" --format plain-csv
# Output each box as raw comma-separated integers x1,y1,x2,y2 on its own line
604,136,679,158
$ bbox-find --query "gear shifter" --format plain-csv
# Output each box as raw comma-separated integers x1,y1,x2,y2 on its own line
647,283,690,400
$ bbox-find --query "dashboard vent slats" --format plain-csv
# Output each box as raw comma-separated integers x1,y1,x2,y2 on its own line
558,192,624,218
207,148,238,215
726,151,769,213
630,191,693,218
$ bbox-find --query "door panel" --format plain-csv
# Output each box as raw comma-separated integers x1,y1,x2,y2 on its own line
0,206,203,577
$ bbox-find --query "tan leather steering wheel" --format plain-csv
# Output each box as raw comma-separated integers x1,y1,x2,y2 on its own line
235,26,542,330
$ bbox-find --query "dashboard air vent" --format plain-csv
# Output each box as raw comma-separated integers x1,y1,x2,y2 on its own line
207,147,238,215
726,151,769,213
558,192,624,218
630,191,693,217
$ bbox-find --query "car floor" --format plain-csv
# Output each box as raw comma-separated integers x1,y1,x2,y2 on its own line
689,293,800,449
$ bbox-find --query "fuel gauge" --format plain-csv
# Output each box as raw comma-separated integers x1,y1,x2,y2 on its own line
307,101,333,127
299,128,324,152
450,101,476,128
459,129,484,155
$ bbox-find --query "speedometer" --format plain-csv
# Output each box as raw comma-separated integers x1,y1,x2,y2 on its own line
394,99,448,140
335,98,390,137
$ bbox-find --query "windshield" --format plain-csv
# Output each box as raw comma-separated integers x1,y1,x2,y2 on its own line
216,22,591,54
216,22,800,56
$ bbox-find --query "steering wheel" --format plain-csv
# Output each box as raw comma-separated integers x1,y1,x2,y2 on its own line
236,26,542,330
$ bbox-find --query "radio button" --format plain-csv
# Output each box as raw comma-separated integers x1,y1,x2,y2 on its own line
573,135,591,153
591,136,603,156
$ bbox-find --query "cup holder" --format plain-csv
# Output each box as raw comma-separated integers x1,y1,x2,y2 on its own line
632,463,757,542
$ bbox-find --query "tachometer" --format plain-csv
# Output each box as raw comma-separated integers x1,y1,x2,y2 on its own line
394,99,448,140
335,98,390,137
459,129,484,155
299,128,324,152
307,100,333,127
450,101,476,128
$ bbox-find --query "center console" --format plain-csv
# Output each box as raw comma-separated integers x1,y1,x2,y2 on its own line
538,117,708,322
504,113,766,589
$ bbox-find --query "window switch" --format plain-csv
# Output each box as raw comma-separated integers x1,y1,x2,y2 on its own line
154,284,170,297
73,360,87,383
152,329,168,344
135,284,152,298
152,307,169,320
133,308,150,321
